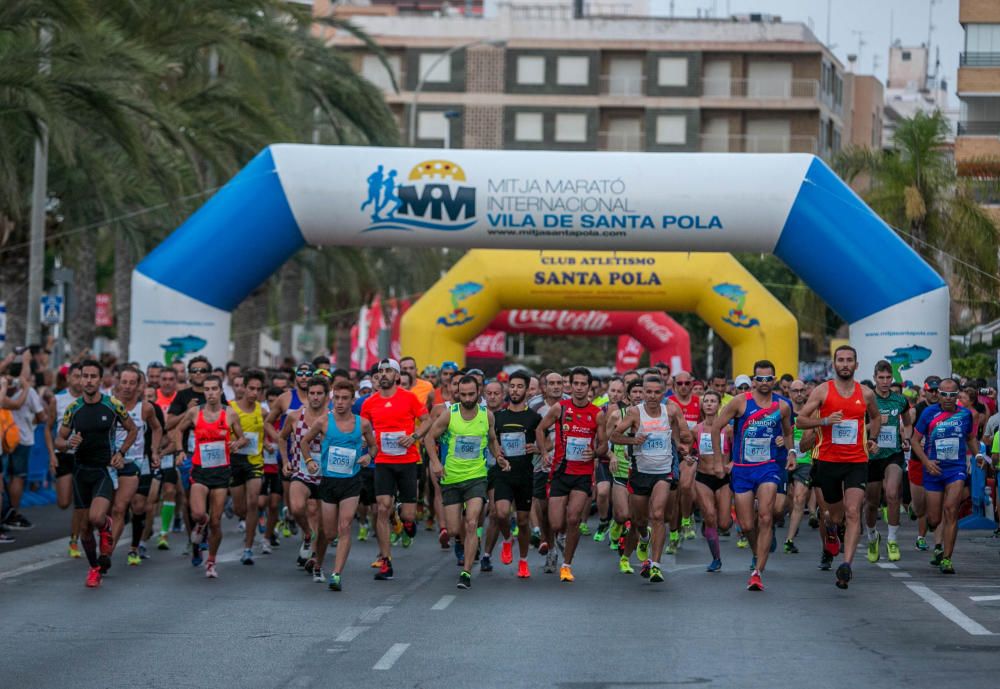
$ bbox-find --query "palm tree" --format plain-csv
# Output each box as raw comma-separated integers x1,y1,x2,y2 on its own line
834,111,1000,320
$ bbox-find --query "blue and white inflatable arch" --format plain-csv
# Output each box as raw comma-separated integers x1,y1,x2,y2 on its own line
131,145,949,378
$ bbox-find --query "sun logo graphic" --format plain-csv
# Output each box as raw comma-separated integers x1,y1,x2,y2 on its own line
361,159,476,232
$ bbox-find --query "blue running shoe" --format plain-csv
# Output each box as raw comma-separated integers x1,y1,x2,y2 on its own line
707,559,722,573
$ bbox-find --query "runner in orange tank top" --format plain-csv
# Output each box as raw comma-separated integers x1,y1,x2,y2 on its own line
796,345,881,591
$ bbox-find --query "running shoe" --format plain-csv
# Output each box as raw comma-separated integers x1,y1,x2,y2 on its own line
609,521,622,543
401,532,412,548
287,518,298,536
544,550,558,574
3,513,32,530
280,521,292,538
835,562,852,589
640,560,651,578
670,531,681,551
424,518,435,531
439,528,450,549
783,539,798,554
191,547,203,568
706,559,722,573
637,540,650,562
538,541,550,556
457,570,472,589
157,535,170,550
818,551,833,571
389,532,399,546
665,537,678,556
328,573,342,591
747,570,764,591
206,561,218,578
867,532,881,563
0,531,15,544
619,556,634,574
371,555,384,569
374,558,393,580
190,520,205,546
85,566,102,588
269,534,280,548
593,523,609,542
237,519,245,533
578,522,591,536
500,541,513,565
480,554,493,572
241,548,254,566
930,546,944,567
736,536,749,549
530,528,541,548
517,559,531,578
808,511,820,529
313,567,323,583
559,564,574,582
298,540,311,563
939,557,955,574
261,541,273,555
824,532,841,557
68,540,81,559
100,518,114,556
915,536,929,551
887,540,901,562
304,558,316,575
357,525,369,542
682,519,696,540
138,543,148,559
97,553,112,575
127,551,141,566
649,565,664,583
719,528,731,538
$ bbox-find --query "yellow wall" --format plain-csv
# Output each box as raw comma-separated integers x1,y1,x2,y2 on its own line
401,250,798,376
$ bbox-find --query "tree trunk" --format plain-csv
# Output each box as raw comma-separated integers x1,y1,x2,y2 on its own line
278,260,301,360
0,245,29,351
67,231,96,355
333,317,354,369
114,231,134,359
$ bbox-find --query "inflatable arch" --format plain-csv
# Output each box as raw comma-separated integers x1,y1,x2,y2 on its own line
401,250,796,375
490,309,692,373
129,145,948,379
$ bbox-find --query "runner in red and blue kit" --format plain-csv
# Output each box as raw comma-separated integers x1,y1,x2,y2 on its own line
910,378,978,574
713,360,793,591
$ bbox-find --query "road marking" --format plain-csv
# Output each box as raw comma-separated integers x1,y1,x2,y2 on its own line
335,626,366,643
432,594,456,610
970,595,1000,602
0,535,131,582
891,572,912,578
373,643,410,670
905,583,993,636
361,605,394,623
875,563,898,569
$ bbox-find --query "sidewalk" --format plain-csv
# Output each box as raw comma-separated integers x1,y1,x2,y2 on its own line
1,503,75,553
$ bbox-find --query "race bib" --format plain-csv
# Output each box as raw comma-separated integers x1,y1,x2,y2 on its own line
107,467,119,491
831,420,858,445
501,432,526,457
485,446,496,468
935,437,959,461
877,426,898,450
742,436,771,463
115,428,127,453
199,441,227,468
186,433,195,454
641,431,669,454
242,432,260,456
263,447,278,466
380,432,407,456
699,432,714,455
135,456,151,476
454,435,482,460
326,446,357,476
160,454,175,470
565,436,590,462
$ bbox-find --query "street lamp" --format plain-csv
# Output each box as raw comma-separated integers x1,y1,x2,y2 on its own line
408,38,506,147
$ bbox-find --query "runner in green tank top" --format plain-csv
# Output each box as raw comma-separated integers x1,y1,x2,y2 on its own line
607,379,643,572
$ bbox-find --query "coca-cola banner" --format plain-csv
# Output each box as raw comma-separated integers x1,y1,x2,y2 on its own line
616,335,642,371
466,329,506,359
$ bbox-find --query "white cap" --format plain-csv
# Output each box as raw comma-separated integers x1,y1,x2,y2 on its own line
359,379,373,390
734,374,752,388
378,358,400,373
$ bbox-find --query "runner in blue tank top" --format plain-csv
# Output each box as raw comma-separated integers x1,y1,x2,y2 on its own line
712,360,794,592
301,380,376,591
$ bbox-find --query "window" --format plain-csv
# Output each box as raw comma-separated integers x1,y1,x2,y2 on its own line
555,113,588,142
516,56,545,85
514,112,544,142
655,114,686,144
657,57,688,87
417,111,447,140
966,24,1000,53
901,51,911,61
556,56,590,86
417,52,451,83
361,54,401,92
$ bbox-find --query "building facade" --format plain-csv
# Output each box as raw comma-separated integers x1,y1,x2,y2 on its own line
957,0,1000,207
326,4,877,158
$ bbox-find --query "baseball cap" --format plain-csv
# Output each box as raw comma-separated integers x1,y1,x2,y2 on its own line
378,358,401,373
734,374,752,388
923,375,941,391
496,371,510,383
359,379,373,390
441,361,459,372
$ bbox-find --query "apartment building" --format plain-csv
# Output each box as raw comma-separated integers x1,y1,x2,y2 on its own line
326,3,875,157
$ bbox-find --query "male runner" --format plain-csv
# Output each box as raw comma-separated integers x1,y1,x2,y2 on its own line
668,371,700,550
361,358,431,581
400,356,434,407
231,369,267,564
592,377,624,544
56,360,137,587
714,360,794,591
480,379,507,572
264,363,313,543
529,370,564,572
910,378,977,574
153,366,181,549
426,375,506,589
537,367,608,582
866,360,912,563
909,376,941,552
300,380,377,590
174,375,246,578
612,375,689,583
609,379,643,572
783,380,813,553
796,346,881,589
51,362,84,557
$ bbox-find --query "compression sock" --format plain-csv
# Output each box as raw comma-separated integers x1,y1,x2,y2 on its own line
160,501,176,536
704,526,721,560
131,514,146,548
887,524,899,541
81,530,98,567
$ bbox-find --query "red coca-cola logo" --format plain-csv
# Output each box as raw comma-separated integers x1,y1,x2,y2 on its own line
467,330,506,358
637,314,673,344
505,310,611,332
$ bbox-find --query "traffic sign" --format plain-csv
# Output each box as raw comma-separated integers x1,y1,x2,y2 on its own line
40,295,63,325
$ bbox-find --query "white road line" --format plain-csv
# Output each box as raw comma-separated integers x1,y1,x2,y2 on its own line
0,535,131,582
373,643,410,670
970,595,1000,602
335,626,366,643
361,606,394,623
905,583,993,636
431,594,456,610
875,563,898,569
891,572,912,578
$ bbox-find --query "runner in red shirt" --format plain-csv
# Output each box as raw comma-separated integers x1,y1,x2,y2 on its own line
537,366,608,582
361,358,431,581
669,371,701,549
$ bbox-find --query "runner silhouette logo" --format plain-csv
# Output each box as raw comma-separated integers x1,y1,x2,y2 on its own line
362,159,476,233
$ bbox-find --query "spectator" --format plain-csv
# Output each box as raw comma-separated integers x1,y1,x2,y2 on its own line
3,351,47,530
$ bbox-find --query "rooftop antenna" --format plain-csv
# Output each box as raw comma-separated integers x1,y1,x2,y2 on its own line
851,29,868,69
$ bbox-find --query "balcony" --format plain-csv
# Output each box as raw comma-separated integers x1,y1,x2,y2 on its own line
957,121,1000,135
701,78,819,100
960,52,1000,67
700,134,817,154
599,75,645,97
598,130,643,151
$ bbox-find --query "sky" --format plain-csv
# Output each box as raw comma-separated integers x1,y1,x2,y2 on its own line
649,0,964,105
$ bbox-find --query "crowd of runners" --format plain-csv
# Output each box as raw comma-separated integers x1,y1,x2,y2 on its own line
2,343,998,592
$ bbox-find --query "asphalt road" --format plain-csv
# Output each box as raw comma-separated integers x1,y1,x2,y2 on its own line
2,512,1000,689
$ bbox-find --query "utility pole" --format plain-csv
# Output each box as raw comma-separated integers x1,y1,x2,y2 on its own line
25,27,51,347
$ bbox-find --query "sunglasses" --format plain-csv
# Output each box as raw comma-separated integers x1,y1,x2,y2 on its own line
189,367,210,374
296,370,314,377
753,375,775,383
939,391,959,398
675,381,692,386
737,384,750,391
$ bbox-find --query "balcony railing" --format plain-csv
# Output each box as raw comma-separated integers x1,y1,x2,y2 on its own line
960,52,1000,67
957,121,1000,136
702,78,819,99
699,134,818,154
599,75,646,97
598,130,643,151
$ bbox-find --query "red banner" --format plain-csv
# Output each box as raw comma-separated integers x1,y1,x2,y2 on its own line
616,335,643,371
363,296,384,371
466,329,506,359
95,293,113,327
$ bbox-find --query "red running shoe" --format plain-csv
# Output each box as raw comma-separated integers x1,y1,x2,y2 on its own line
86,566,102,588
438,529,450,549
747,570,764,591
538,541,550,556
99,518,114,556
517,559,530,578
501,541,513,565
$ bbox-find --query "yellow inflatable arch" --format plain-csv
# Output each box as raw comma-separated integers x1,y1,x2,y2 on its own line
401,250,798,376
